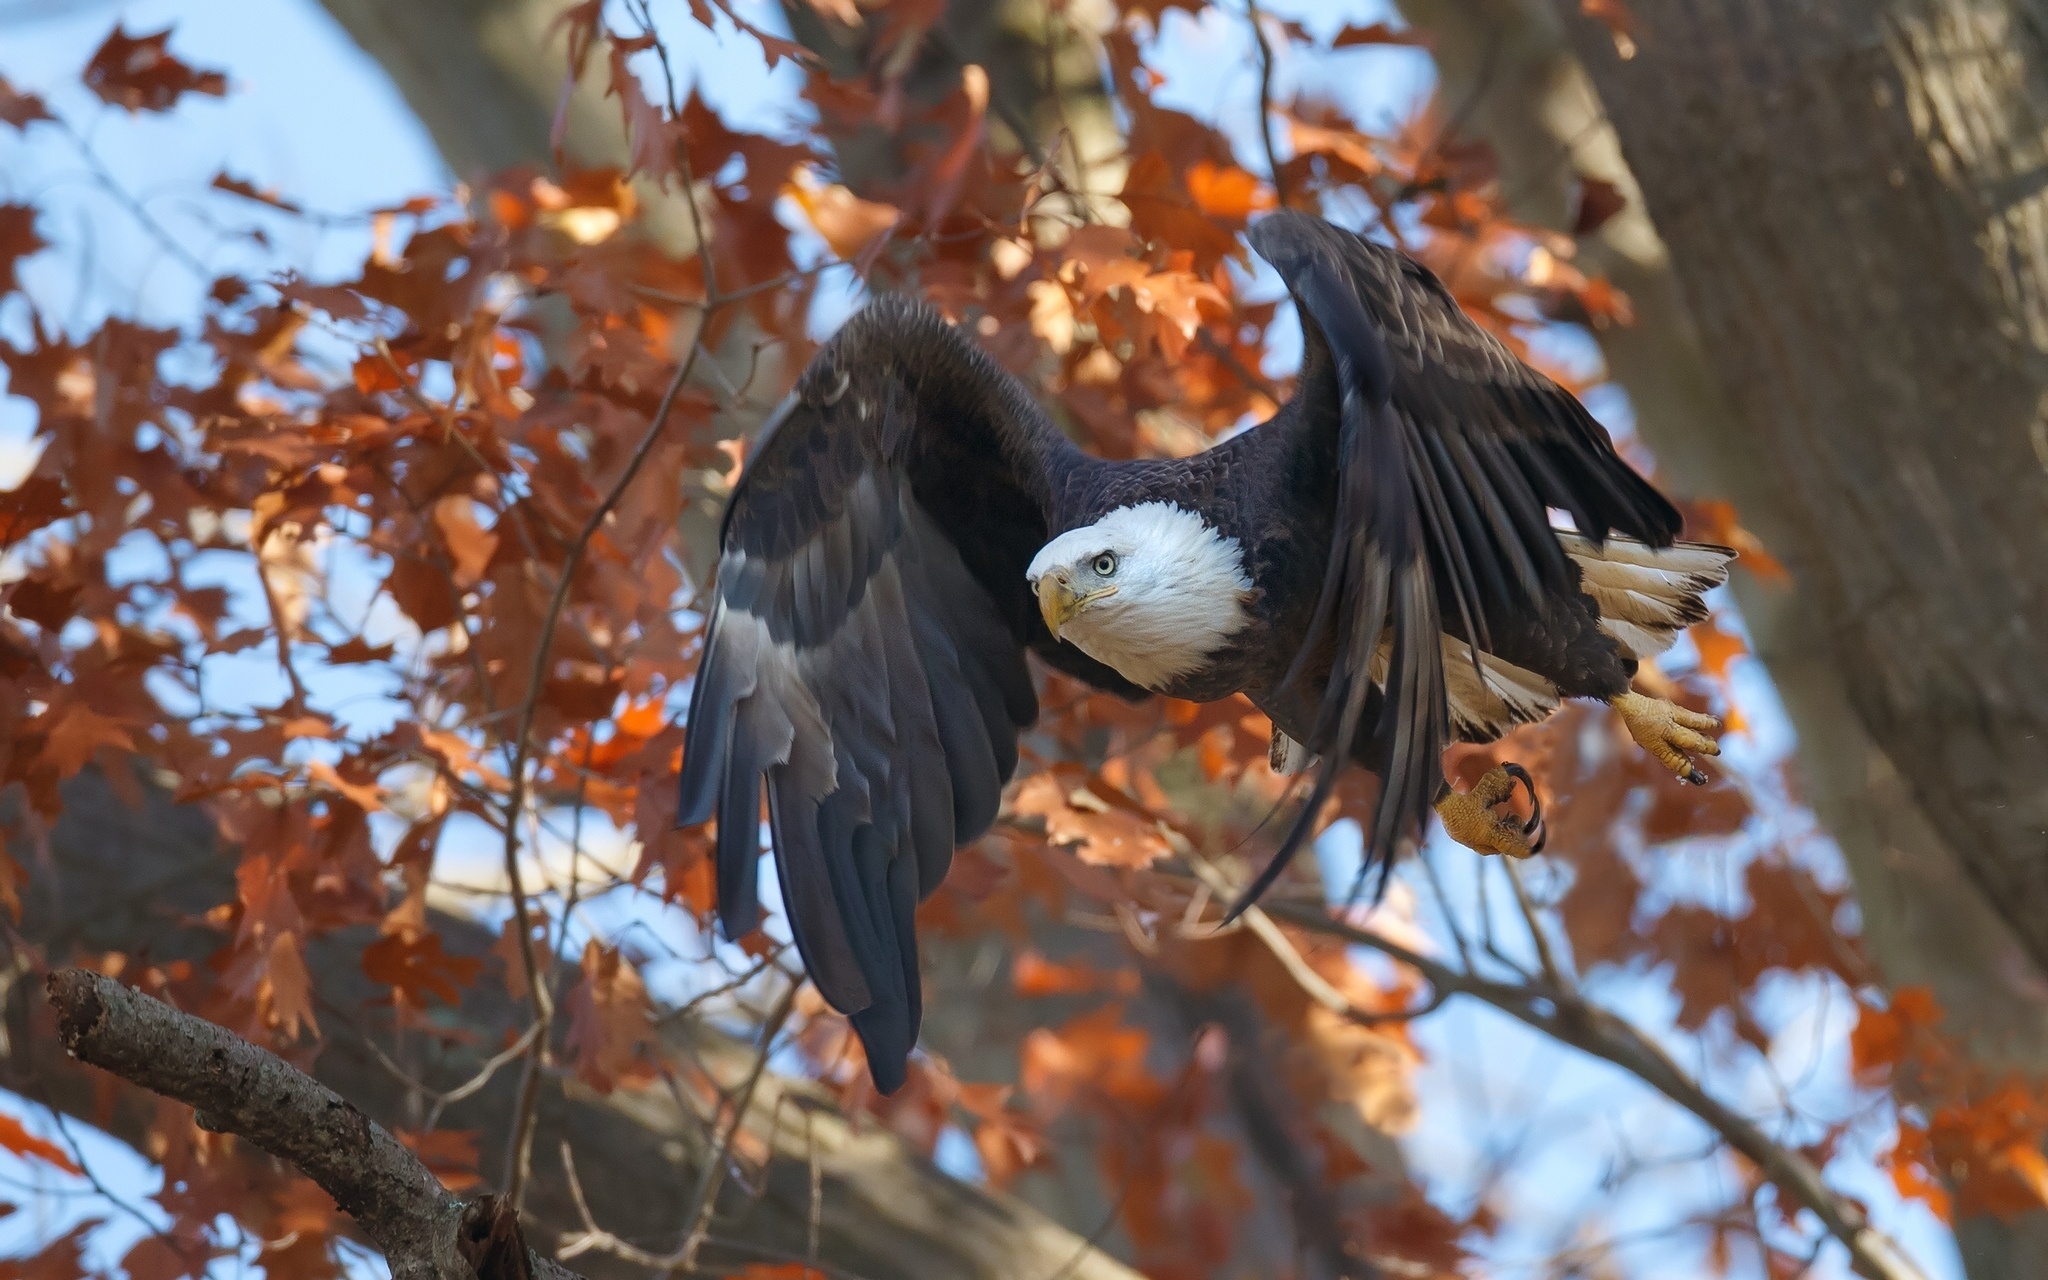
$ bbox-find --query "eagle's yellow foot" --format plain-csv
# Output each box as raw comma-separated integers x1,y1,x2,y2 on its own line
1436,764,1545,859
1612,690,1722,785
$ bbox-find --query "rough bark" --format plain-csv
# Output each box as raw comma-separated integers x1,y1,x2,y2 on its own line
46,969,570,1280
2,769,1142,1280
1391,0,2048,1058
1472,0,2048,1272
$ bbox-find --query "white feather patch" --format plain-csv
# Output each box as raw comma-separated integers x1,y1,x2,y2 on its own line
1369,632,1562,744
1561,534,1734,661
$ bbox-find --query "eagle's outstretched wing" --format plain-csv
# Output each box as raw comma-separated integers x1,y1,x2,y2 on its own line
677,295,1135,1091
1237,211,1681,909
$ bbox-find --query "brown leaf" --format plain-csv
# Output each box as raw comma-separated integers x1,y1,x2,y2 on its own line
361,931,482,1007
384,553,460,632
1571,173,1628,236
1012,949,1139,998
0,474,66,548
607,36,681,188
1331,22,1430,48
1019,1003,1161,1111
262,930,319,1041
211,173,303,215
0,76,53,130
563,939,656,1092
1011,773,1172,869
37,703,133,778
83,25,229,113
431,495,499,588
0,204,45,296
325,636,395,665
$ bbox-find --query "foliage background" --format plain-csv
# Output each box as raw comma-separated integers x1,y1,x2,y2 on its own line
0,2,2021,1278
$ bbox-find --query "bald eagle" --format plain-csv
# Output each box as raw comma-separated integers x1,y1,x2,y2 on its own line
677,212,1731,1091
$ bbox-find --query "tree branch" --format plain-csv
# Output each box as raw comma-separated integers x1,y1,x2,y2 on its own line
1250,899,1932,1280
44,968,579,1280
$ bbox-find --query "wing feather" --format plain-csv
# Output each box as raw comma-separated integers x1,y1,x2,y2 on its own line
1239,212,1682,912
677,296,1122,1092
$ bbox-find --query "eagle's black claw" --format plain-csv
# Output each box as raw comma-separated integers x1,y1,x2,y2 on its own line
1499,761,1547,853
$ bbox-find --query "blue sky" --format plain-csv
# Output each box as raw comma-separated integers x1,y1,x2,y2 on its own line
0,2,1965,1277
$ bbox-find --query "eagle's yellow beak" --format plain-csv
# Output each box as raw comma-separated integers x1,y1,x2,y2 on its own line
1036,574,1115,640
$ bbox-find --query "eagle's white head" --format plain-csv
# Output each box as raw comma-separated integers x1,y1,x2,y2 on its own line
1024,502,1254,691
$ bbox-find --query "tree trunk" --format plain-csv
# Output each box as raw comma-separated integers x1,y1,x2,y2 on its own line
1485,0,2048,1271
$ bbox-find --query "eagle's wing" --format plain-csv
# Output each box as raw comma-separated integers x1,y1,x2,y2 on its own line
1238,211,1680,908
677,295,1133,1091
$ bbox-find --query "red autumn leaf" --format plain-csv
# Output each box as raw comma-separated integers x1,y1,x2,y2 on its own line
0,1111,81,1174
1020,1003,1161,1111
0,475,67,550
83,25,229,114
1681,496,1791,581
361,931,483,1007
1851,985,1943,1083
305,757,383,812
121,1231,213,1280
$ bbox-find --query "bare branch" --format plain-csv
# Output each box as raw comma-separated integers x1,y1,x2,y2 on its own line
43,969,582,1280
1248,899,1933,1280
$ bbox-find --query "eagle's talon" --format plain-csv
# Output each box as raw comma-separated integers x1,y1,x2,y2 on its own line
1613,690,1723,786
1437,764,1539,860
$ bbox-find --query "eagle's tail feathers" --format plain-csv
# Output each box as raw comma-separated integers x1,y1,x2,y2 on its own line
1562,534,1735,661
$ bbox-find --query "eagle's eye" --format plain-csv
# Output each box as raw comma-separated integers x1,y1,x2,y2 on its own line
1092,552,1118,577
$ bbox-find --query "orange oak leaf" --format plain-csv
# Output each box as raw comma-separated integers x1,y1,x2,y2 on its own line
563,939,657,1093
361,931,482,1008
37,703,133,779
1184,160,1275,220
784,165,899,262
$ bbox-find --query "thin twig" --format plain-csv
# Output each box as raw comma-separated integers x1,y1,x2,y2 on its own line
1244,0,1290,208
499,280,710,1205
1244,897,1932,1280
675,976,801,1270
